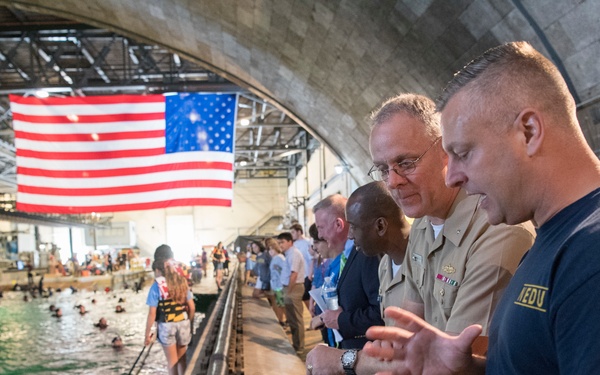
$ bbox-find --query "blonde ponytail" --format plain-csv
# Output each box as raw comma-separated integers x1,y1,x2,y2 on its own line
164,261,189,304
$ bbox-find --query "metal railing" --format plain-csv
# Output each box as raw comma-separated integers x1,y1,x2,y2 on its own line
185,265,238,375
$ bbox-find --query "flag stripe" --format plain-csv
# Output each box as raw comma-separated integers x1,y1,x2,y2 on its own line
18,187,232,206
18,169,234,189
18,161,233,178
18,180,233,196
12,112,165,124
16,148,165,160
14,130,165,142
17,152,234,170
16,137,165,152
13,120,165,134
10,102,165,116
9,94,164,106
17,198,232,214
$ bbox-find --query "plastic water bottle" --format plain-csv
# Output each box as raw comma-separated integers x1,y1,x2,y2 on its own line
322,276,339,310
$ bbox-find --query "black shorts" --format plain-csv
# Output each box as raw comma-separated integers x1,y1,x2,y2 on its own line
302,276,311,301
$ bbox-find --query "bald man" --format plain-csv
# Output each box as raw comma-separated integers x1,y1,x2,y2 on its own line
365,42,600,374
307,181,410,374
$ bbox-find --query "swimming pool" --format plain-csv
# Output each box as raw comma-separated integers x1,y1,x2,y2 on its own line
0,285,202,374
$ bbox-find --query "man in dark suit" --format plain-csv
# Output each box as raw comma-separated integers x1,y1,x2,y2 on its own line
313,194,383,350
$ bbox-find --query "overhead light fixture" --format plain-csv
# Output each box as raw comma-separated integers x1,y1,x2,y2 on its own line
173,53,181,67
334,164,348,174
276,149,302,159
34,90,49,98
239,160,247,166
240,119,250,126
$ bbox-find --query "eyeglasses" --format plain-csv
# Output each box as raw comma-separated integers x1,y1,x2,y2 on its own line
368,137,441,181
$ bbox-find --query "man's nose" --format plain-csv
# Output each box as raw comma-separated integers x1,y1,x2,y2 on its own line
445,160,466,188
386,169,408,189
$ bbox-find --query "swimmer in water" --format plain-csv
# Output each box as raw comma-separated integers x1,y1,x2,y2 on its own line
79,305,88,315
53,308,63,318
94,317,108,329
115,305,126,313
112,336,123,348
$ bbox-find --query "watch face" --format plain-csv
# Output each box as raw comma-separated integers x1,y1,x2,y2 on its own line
342,350,357,366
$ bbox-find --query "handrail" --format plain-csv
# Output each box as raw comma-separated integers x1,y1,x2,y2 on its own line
184,266,238,375
207,266,237,375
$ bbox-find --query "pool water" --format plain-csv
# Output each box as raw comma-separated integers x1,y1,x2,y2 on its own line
0,286,201,374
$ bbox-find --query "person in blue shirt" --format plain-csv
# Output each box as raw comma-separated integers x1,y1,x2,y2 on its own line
251,240,272,299
308,223,334,345
266,237,288,326
145,244,195,375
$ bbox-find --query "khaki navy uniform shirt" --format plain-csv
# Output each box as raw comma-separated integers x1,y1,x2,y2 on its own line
378,254,405,326
404,189,535,335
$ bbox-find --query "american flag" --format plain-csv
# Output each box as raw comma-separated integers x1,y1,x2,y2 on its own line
9,92,237,214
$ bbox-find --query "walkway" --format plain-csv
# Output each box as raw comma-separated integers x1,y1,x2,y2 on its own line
187,259,323,374
190,258,236,295
240,280,323,374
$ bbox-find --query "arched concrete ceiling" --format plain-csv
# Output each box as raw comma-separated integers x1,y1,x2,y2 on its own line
3,0,600,183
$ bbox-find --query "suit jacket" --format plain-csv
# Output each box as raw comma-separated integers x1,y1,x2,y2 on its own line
336,246,384,349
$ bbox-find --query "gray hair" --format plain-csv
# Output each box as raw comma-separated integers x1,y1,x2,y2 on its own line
313,194,347,219
369,93,441,140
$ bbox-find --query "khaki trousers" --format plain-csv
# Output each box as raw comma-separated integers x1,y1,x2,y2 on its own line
284,283,305,352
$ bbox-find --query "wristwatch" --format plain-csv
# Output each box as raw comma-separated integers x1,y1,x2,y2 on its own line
341,349,358,375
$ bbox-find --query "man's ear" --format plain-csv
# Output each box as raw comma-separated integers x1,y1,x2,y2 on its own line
334,217,345,232
375,217,387,236
516,109,544,156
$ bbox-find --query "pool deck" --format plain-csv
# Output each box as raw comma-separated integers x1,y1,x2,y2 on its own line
189,260,322,374
239,281,323,375
0,267,151,292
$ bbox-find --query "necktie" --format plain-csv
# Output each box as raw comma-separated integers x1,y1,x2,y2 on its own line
339,253,347,277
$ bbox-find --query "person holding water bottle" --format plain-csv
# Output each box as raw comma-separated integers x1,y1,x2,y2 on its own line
306,181,411,374
313,194,383,350
321,275,338,311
